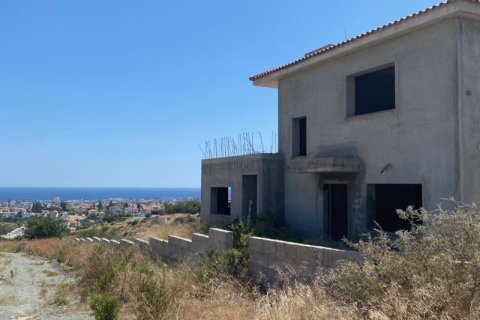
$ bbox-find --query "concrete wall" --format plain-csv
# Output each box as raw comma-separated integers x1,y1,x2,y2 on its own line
278,18,461,238
76,231,361,284
459,17,480,204
75,228,234,264
201,154,284,226
249,236,359,284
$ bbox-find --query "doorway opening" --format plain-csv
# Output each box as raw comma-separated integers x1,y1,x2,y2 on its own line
323,184,348,241
242,175,257,221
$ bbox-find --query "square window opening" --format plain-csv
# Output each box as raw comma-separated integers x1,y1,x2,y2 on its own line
210,187,231,215
347,65,395,116
292,117,307,156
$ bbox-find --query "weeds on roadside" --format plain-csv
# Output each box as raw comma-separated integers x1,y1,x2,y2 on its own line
80,245,182,319
51,282,73,306
90,294,121,320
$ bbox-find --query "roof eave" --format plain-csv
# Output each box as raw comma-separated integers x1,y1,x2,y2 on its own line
251,1,480,88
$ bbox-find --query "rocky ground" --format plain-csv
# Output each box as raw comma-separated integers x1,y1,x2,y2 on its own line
0,252,92,320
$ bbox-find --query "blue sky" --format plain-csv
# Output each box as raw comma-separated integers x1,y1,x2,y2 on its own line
0,0,440,188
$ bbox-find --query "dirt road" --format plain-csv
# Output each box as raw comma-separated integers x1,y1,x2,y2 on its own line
0,252,92,320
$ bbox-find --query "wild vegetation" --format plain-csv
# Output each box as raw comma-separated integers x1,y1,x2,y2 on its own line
24,216,67,239
0,222,18,235
2,204,480,319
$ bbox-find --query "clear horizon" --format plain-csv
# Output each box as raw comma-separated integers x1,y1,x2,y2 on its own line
0,0,440,188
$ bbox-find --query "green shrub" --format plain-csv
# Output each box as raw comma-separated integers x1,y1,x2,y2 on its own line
133,261,178,319
164,200,200,214
24,217,67,239
204,220,254,280
0,222,17,236
51,283,72,306
90,294,121,320
82,246,125,295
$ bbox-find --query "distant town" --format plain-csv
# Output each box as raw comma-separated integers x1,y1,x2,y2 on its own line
0,197,200,233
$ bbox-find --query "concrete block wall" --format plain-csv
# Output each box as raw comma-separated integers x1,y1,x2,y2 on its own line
168,236,192,262
249,236,359,284
75,228,234,264
208,228,234,251
120,239,135,251
76,229,359,284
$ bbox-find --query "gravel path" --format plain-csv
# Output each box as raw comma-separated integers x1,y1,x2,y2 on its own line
0,252,93,320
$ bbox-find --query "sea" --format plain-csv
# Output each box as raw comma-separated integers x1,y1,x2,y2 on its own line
0,187,201,201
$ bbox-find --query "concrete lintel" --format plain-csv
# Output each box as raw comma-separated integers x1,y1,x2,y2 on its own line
288,157,362,174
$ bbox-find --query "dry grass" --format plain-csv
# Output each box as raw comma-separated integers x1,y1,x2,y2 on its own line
134,219,204,240
77,215,205,241
0,240,22,253
0,295,19,305
5,204,480,319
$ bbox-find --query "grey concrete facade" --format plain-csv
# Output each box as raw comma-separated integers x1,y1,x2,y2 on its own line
201,154,284,225
201,1,480,239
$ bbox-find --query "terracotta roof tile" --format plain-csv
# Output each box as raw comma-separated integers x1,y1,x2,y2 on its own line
249,0,477,82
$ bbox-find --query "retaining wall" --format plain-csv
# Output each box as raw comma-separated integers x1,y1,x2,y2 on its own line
76,230,360,284
249,236,359,284
75,227,234,264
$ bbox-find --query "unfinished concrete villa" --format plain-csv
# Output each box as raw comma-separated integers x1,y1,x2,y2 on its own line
201,0,480,240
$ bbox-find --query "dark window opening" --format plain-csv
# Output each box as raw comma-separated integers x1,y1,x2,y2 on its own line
368,184,422,232
293,117,307,156
323,184,348,241
242,175,257,221
353,66,395,115
210,187,231,215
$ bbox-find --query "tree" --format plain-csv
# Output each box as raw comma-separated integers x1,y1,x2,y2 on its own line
98,201,103,210
164,200,200,214
60,201,68,212
31,202,43,213
24,216,67,239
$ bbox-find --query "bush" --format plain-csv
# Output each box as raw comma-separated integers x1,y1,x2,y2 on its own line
24,217,67,239
90,294,121,320
326,204,480,319
103,212,129,223
204,221,254,280
164,200,200,214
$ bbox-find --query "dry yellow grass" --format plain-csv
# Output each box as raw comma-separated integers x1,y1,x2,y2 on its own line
82,214,207,239
136,220,204,240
